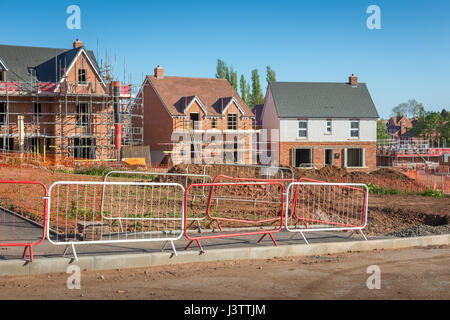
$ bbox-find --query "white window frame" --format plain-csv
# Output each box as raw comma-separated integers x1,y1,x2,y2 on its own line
350,120,360,138
228,114,238,130
346,148,365,168
298,120,308,138
326,119,332,134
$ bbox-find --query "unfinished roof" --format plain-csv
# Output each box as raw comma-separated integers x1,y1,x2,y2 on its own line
0,44,100,83
146,75,254,117
269,82,379,119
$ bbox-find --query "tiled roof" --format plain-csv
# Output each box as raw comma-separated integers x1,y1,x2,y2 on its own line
269,82,379,119
0,44,100,83
146,75,254,117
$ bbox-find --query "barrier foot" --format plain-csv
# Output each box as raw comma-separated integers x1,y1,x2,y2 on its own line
22,245,34,262
185,239,204,253
206,219,222,232
162,241,178,256
257,233,267,243
269,233,278,247
196,240,205,253
257,233,277,246
71,244,79,261
64,244,78,261
293,231,309,244
359,229,368,241
300,232,309,245
196,219,203,233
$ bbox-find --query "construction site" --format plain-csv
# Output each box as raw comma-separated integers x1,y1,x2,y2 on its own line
0,40,144,167
0,41,448,301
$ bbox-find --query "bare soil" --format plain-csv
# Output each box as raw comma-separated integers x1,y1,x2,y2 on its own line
366,194,449,235
0,246,449,300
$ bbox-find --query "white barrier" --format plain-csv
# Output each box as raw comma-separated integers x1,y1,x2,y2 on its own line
285,182,369,244
186,163,295,180
47,181,185,260
102,171,212,231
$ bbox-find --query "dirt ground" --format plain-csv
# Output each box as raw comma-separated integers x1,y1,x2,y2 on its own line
366,194,449,235
0,245,449,300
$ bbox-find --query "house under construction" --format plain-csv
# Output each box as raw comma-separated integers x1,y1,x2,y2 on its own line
376,139,449,170
0,39,143,165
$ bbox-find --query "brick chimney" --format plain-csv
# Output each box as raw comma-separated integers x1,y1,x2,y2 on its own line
154,65,164,79
73,39,84,49
349,74,358,85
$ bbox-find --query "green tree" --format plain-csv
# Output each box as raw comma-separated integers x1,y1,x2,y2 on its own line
377,120,390,141
250,69,264,108
266,66,276,84
391,99,425,118
410,112,445,145
240,75,250,106
229,66,238,91
215,59,227,79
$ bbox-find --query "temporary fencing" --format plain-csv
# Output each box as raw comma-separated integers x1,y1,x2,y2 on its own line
0,180,48,262
102,171,213,231
186,163,294,180
184,180,285,252
286,179,368,244
47,181,185,260
0,165,374,262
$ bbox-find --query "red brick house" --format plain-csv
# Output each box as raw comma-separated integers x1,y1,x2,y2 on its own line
0,40,136,162
385,115,418,140
137,66,256,164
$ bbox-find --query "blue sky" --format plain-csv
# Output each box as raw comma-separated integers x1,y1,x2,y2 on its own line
1,0,449,118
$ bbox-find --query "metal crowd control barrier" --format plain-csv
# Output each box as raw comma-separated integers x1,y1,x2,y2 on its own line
102,171,212,232
286,181,369,244
47,181,185,260
212,174,296,199
184,181,285,252
0,180,48,262
186,164,293,180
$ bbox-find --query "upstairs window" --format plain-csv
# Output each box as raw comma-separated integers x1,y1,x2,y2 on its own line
0,70,4,81
326,119,332,133
190,113,201,130
77,103,89,126
211,118,217,129
78,69,87,84
298,120,308,138
228,114,237,130
350,120,360,138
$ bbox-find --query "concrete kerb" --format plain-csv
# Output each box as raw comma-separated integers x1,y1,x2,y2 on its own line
1,234,449,277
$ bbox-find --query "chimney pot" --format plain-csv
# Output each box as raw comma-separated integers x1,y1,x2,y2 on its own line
73,39,84,49
349,74,358,85
154,66,164,79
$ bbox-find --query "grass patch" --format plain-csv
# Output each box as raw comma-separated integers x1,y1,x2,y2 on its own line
417,187,447,198
367,183,403,195
367,183,448,198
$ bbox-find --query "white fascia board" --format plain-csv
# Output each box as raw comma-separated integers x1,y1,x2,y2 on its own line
54,48,106,92
222,97,244,115
184,96,207,116
0,58,8,71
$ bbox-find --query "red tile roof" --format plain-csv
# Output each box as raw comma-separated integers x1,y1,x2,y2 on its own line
146,75,254,117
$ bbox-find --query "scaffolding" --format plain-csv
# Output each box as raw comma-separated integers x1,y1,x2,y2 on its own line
0,67,143,166
158,116,260,165
376,139,446,170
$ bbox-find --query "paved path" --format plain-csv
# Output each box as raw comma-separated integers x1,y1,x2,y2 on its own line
0,208,374,261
